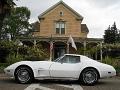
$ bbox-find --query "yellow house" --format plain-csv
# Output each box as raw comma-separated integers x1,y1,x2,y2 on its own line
33,1,88,38
21,1,103,60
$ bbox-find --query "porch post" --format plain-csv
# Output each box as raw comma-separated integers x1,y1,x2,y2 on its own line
33,39,36,48
67,43,69,54
50,41,53,61
100,41,103,62
83,41,86,55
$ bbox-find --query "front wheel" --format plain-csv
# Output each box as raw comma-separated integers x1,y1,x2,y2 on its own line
80,68,99,85
15,66,34,84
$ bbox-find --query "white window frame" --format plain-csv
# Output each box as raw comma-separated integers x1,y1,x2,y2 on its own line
55,22,65,35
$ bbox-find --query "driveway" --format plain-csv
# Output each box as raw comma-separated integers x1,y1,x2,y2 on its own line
0,73,120,90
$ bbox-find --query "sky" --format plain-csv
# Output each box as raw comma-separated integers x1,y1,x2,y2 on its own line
14,0,120,38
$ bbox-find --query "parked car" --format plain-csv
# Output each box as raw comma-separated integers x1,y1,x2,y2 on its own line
4,54,116,85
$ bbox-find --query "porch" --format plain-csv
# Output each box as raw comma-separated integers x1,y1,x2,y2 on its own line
19,36,103,61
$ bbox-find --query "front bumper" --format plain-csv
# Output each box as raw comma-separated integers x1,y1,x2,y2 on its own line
100,68,116,78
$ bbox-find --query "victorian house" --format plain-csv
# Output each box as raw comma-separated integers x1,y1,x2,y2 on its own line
21,1,103,60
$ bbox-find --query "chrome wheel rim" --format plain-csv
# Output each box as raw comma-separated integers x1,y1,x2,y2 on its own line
83,70,97,84
17,69,30,83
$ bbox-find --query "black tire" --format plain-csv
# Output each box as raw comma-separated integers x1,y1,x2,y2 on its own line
14,66,34,84
80,68,99,85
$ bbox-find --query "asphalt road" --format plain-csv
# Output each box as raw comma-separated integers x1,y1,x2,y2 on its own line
0,73,120,90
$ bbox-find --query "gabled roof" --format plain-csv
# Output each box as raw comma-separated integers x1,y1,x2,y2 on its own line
38,1,83,21
81,24,89,33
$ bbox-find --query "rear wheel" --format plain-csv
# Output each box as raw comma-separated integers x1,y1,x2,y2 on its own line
15,66,34,84
80,68,99,85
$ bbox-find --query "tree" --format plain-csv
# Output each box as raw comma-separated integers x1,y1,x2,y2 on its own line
104,22,119,44
1,7,32,40
0,0,15,39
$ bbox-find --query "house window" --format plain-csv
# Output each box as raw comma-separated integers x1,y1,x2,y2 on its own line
60,11,63,16
56,22,65,34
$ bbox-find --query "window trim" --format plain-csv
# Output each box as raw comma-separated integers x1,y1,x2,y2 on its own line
55,21,66,35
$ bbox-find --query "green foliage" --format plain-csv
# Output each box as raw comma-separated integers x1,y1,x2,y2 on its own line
77,43,101,60
2,7,32,40
0,40,49,64
103,43,120,49
0,63,10,73
0,40,15,48
102,56,120,73
0,0,16,39
0,63,10,67
77,47,84,55
104,22,120,44
101,44,120,73
103,44,120,58
6,53,24,64
25,45,49,61
0,66,5,73
0,40,16,63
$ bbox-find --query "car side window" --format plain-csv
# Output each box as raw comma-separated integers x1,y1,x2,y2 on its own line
69,56,80,63
60,55,80,63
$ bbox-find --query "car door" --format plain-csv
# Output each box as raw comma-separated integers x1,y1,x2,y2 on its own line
49,55,81,78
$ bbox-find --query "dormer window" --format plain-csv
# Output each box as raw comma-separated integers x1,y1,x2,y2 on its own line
60,11,63,17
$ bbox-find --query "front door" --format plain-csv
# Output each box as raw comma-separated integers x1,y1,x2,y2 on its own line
54,44,66,59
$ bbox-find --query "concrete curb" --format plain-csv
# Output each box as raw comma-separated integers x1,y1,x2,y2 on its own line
0,73,10,80
0,73,6,77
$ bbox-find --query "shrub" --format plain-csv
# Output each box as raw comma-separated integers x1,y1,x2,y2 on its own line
24,45,49,61
0,40,16,63
0,63,10,73
102,56,120,73
0,40,49,64
6,54,24,64
103,44,120,58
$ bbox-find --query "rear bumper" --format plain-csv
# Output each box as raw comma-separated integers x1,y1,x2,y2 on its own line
4,68,14,77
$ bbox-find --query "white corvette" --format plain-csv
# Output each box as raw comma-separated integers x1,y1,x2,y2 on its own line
4,54,116,85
